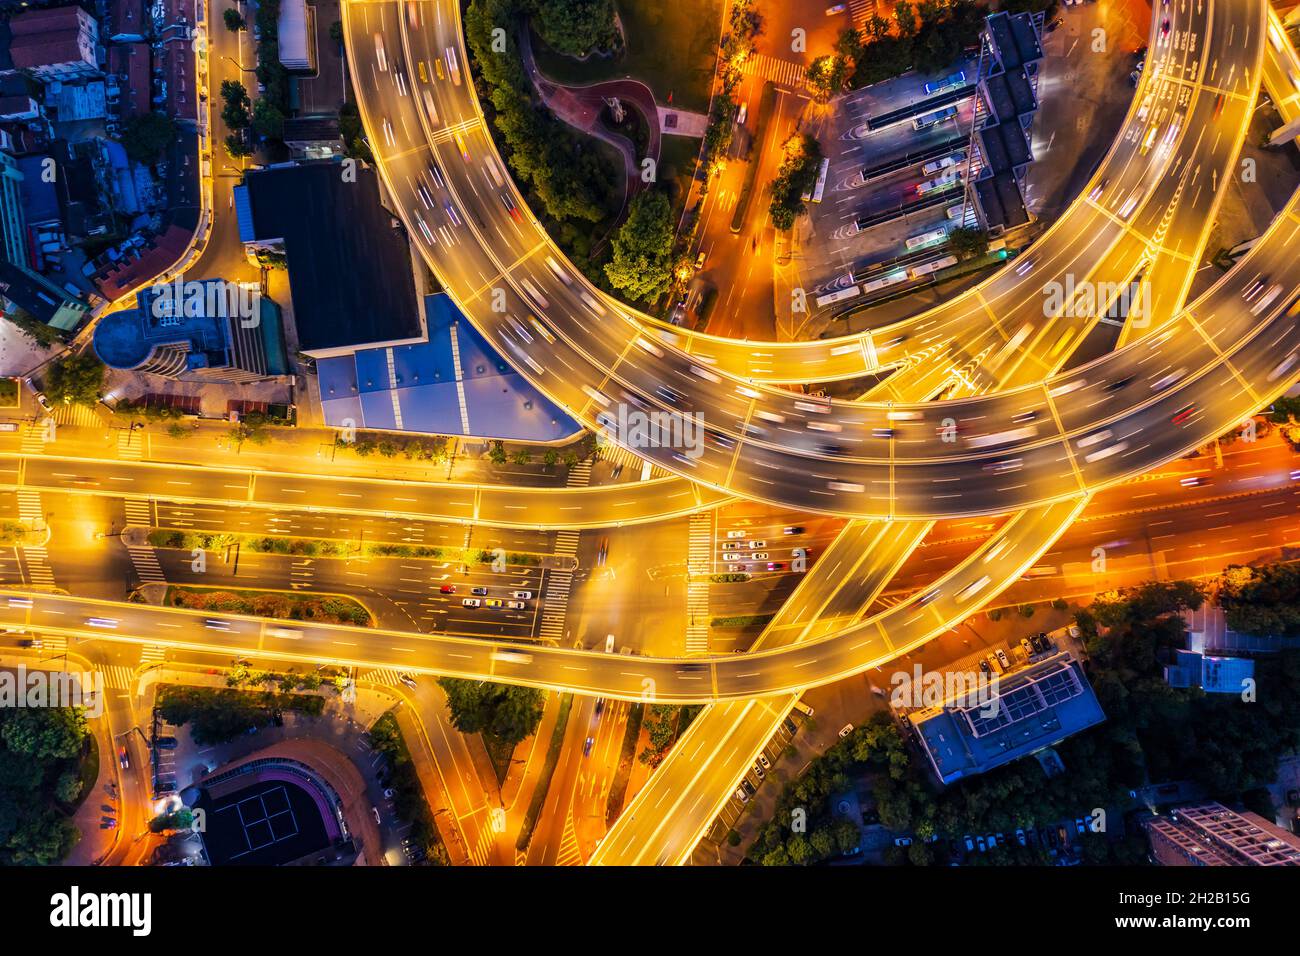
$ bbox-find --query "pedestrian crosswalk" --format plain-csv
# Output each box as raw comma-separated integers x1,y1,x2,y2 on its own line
360,668,405,689
103,665,136,690
685,513,712,655
740,52,808,91
123,498,154,527
38,634,67,655
16,490,42,527
847,0,877,30
117,427,144,460
600,443,662,479
537,462,592,644
20,545,55,588
139,644,167,665
126,544,166,584
20,422,48,454
53,402,102,429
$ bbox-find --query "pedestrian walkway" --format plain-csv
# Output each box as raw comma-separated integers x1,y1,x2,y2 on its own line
20,545,55,587
361,668,406,688
535,461,592,644
16,489,42,526
740,52,808,91
53,402,102,429
103,665,136,691
847,0,877,31
467,819,497,866
117,427,144,460
686,512,712,654
123,498,153,527
125,543,166,584
20,422,47,455
139,644,167,665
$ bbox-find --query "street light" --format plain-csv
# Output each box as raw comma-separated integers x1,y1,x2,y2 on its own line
221,55,256,74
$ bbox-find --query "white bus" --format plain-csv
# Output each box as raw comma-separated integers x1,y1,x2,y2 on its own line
861,268,909,294
811,158,830,203
916,169,962,195
924,71,966,96
946,203,967,221
912,104,958,130
922,152,964,176
815,285,861,308
905,228,948,251
909,255,958,279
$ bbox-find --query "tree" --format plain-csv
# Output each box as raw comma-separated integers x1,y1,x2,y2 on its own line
223,134,253,158
221,80,251,130
436,678,545,746
947,225,989,261
223,8,245,31
604,190,674,303
529,0,618,57
0,708,86,760
251,98,285,140
767,134,821,231
119,112,176,163
487,440,508,465
45,354,104,407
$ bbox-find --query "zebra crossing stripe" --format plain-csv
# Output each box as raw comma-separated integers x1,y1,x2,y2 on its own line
53,403,102,429
685,513,713,654
126,545,166,583
555,813,583,866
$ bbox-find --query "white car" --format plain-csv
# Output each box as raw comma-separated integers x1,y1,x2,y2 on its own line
747,540,766,549
838,723,854,738
751,552,769,560
723,553,744,562
512,590,533,599
726,530,746,539
462,598,481,607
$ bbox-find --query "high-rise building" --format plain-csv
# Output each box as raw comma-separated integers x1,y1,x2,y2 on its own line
92,277,289,383
1144,802,1300,866
0,151,28,267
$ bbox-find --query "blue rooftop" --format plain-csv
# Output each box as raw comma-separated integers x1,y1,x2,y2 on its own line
317,293,581,443
909,652,1106,785
1165,648,1255,695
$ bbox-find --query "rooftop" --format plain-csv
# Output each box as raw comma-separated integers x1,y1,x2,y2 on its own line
908,651,1106,784
317,293,581,442
237,161,424,354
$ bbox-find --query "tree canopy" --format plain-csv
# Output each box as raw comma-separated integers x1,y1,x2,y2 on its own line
119,112,176,164
0,707,87,865
438,677,545,746
45,354,104,408
604,190,674,302
527,0,618,58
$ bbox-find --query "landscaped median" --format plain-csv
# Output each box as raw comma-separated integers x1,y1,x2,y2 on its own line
161,585,374,627
145,529,552,568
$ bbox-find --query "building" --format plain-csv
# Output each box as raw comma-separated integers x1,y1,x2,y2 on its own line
282,116,342,160
234,160,425,358
106,43,150,119
908,650,1106,784
970,11,1044,232
0,259,89,331
93,277,289,383
7,6,101,83
0,151,28,267
317,293,581,442
278,0,315,71
1145,802,1300,866
106,0,148,42
1164,647,1255,695
16,154,61,231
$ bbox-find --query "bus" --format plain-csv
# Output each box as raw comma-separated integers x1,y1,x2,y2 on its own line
905,228,948,251
811,158,830,203
917,169,962,195
946,203,967,222
909,255,958,279
922,152,964,176
912,104,958,130
815,285,861,308
924,71,967,96
860,268,909,294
